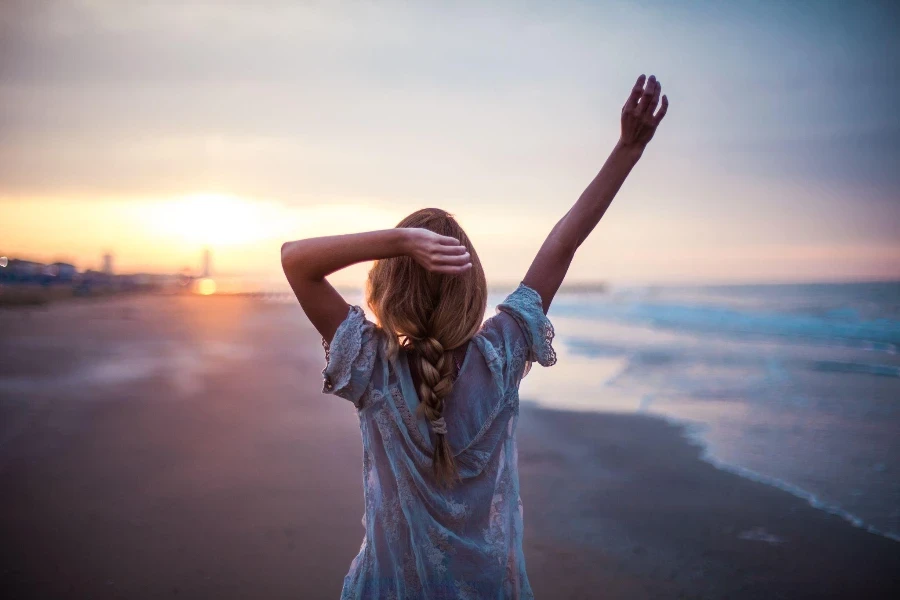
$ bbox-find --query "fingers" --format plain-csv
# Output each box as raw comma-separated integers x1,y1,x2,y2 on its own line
432,249,471,266
432,262,473,275
430,245,472,274
437,243,468,256
652,94,669,126
434,234,469,259
623,74,646,114
619,72,668,145
637,75,658,116
436,234,464,246
648,78,661,116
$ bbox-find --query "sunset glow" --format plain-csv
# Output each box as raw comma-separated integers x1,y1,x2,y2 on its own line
196,278,217,296
146,194,273,247
1,1,897,290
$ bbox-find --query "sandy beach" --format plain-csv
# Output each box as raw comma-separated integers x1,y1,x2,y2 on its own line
1,295,898,599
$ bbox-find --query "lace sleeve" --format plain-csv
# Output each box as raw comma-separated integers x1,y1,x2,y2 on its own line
495,281,557,371
321,305,380,408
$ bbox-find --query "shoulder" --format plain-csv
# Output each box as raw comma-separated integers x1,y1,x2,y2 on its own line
322,304,387,407
471,283,558,387
476,310,518,353
467,311,524,390
495,282,557,368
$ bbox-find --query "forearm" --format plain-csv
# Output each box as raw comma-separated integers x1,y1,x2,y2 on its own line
522,140,643,311
281,228,410,281
556,140,644,251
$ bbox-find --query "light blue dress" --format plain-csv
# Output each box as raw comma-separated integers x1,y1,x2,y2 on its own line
321,281,557,599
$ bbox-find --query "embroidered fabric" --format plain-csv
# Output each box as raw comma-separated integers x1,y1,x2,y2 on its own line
496,281,557,369
319,282,556,599
321,305,380,407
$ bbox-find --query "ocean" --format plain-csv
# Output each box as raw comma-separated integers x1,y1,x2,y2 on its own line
511,281,900,542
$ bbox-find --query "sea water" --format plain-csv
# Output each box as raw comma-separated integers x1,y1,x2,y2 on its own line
512,281,900,542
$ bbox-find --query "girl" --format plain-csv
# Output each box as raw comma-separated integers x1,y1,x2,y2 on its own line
281,74,667,599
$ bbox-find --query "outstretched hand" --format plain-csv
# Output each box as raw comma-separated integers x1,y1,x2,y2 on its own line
620,74,668,149
403,228,473,275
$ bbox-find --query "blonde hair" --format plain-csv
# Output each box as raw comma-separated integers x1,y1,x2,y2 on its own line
365,208,487,488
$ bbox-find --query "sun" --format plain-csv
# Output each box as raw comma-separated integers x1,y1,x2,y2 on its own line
195,278,217,296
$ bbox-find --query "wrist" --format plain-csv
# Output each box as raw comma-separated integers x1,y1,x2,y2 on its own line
613,139,645,162
392,227,414,257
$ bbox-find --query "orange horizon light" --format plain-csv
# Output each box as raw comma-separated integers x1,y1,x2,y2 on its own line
196,278,216,296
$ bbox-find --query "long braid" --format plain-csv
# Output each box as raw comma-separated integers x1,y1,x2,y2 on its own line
410,328,460,488
365,207,488,489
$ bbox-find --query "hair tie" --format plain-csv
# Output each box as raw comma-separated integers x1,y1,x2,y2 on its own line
430,416,448,435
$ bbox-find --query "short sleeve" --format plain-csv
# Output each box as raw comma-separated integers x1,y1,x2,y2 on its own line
321,305,381,408
494,281,557,378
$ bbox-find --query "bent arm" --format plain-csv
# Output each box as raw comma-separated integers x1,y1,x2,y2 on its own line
281,229,410,344
281,227,470,344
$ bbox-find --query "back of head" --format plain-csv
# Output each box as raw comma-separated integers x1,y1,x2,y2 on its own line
365,207,487,488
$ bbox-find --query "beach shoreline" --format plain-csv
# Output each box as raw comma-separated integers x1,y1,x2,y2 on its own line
1,295,898,599
516,402,900,599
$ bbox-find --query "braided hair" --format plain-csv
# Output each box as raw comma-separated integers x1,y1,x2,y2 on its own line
365,208,487,489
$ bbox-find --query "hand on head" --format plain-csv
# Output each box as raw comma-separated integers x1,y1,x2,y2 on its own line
404,228,473,275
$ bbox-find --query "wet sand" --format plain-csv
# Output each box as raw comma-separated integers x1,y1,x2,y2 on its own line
1,295,898,599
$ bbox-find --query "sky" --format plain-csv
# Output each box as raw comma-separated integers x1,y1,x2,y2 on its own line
2,0,899,290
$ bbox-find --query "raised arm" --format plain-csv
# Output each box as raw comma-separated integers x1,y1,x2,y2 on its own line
522,73,668,313
281,228,471,344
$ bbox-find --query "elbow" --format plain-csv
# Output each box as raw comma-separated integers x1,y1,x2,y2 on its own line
280,241,321,281
280,242,292,268
280,241,302,272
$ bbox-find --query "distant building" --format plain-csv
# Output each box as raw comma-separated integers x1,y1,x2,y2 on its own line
201,248,212,278
102,253,114,276
1,258,45,283
0,258,77,285
47,262,77,282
